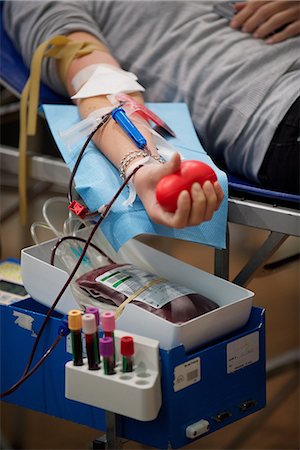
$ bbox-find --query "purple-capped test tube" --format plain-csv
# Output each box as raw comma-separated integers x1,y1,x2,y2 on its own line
100,336,115,375
85,306,100,328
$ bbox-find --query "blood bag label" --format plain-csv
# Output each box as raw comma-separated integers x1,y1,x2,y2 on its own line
173,357,201,392
95,264,194,309
227,332,259,373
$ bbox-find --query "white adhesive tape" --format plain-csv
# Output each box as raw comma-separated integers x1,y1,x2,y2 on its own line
72,64,145,99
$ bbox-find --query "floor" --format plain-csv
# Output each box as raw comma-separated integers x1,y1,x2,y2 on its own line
0,110,299,449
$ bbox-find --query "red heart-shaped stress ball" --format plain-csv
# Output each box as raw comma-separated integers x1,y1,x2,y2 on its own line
156,160,217,212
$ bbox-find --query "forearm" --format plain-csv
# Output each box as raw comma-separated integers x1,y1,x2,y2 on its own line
61,31,156,170
59,32,223,227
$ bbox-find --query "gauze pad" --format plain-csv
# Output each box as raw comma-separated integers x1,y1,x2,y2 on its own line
72,64,145,99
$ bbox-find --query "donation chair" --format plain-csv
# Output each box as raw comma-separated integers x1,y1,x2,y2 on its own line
1,5,299,448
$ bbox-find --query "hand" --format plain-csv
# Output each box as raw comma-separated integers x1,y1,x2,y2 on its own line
133,153,224,228
230,1,300,44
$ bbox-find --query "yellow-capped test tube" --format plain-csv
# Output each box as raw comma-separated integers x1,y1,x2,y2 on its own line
68,310,83,366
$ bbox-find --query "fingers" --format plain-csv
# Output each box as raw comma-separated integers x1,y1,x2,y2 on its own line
266,19,300,43
188,183,207,226
171,190,191,228
148,178,224,229
252,5,299,37
214,181,225,205
155,190,191,229
230,1,268,29
188,181,224,226
230,0,300,44
204,182,218,221
234,2,247,12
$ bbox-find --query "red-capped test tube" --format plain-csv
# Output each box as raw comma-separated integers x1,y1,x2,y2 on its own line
121,336,134,373
85,306,100,362
82,313,100,370
68,310,83,366
100,337,115,375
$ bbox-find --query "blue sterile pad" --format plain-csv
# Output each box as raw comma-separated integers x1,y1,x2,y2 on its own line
42,103,228,251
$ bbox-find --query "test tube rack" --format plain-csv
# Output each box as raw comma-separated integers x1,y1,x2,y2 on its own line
65,330,161,421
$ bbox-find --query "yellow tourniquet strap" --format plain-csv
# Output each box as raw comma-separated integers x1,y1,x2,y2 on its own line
114,278,166,320
19,35,103,224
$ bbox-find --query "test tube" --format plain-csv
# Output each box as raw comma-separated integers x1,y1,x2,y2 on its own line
85,306,100,328
120,336,134,373
100,337,115,375
85,306,100,363
68,310,83,366
82,313,100,370
101,311,116,365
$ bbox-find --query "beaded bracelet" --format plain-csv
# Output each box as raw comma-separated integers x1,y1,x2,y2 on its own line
119,150,164,180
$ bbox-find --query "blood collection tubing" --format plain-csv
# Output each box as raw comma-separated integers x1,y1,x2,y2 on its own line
120,336,134,373
100,337,115,375
82,313,100,370
68,310,84,366
1,96,170,396
67,105,151,209
1,164,143,394
113,93,176,137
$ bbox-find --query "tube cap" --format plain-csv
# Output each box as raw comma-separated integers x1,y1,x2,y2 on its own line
120,336,134,356
82,313,97,335
85,306,100,327
100,337,114,357
68,310,82,331
101,311,115,332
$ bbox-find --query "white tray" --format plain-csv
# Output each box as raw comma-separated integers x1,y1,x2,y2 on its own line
21,237,254,351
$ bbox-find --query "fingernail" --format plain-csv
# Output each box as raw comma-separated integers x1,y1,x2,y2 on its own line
192,182,201,193
230,20,238,28
266,38,273,44
203,181,212,192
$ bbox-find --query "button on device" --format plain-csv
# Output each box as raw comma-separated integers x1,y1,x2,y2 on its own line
212,411,232,423
240,399,257,411
186,419,210,439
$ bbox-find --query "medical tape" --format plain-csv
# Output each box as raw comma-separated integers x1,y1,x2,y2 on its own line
71,64,145,99
19,35,106,224
131,117,180,162
115,277,166,319
72,64,102,92
72,63,138,93
60,106,114,147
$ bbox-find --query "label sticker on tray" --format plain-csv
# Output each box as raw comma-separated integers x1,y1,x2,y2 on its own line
227,331,259,373
173,357,201,392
